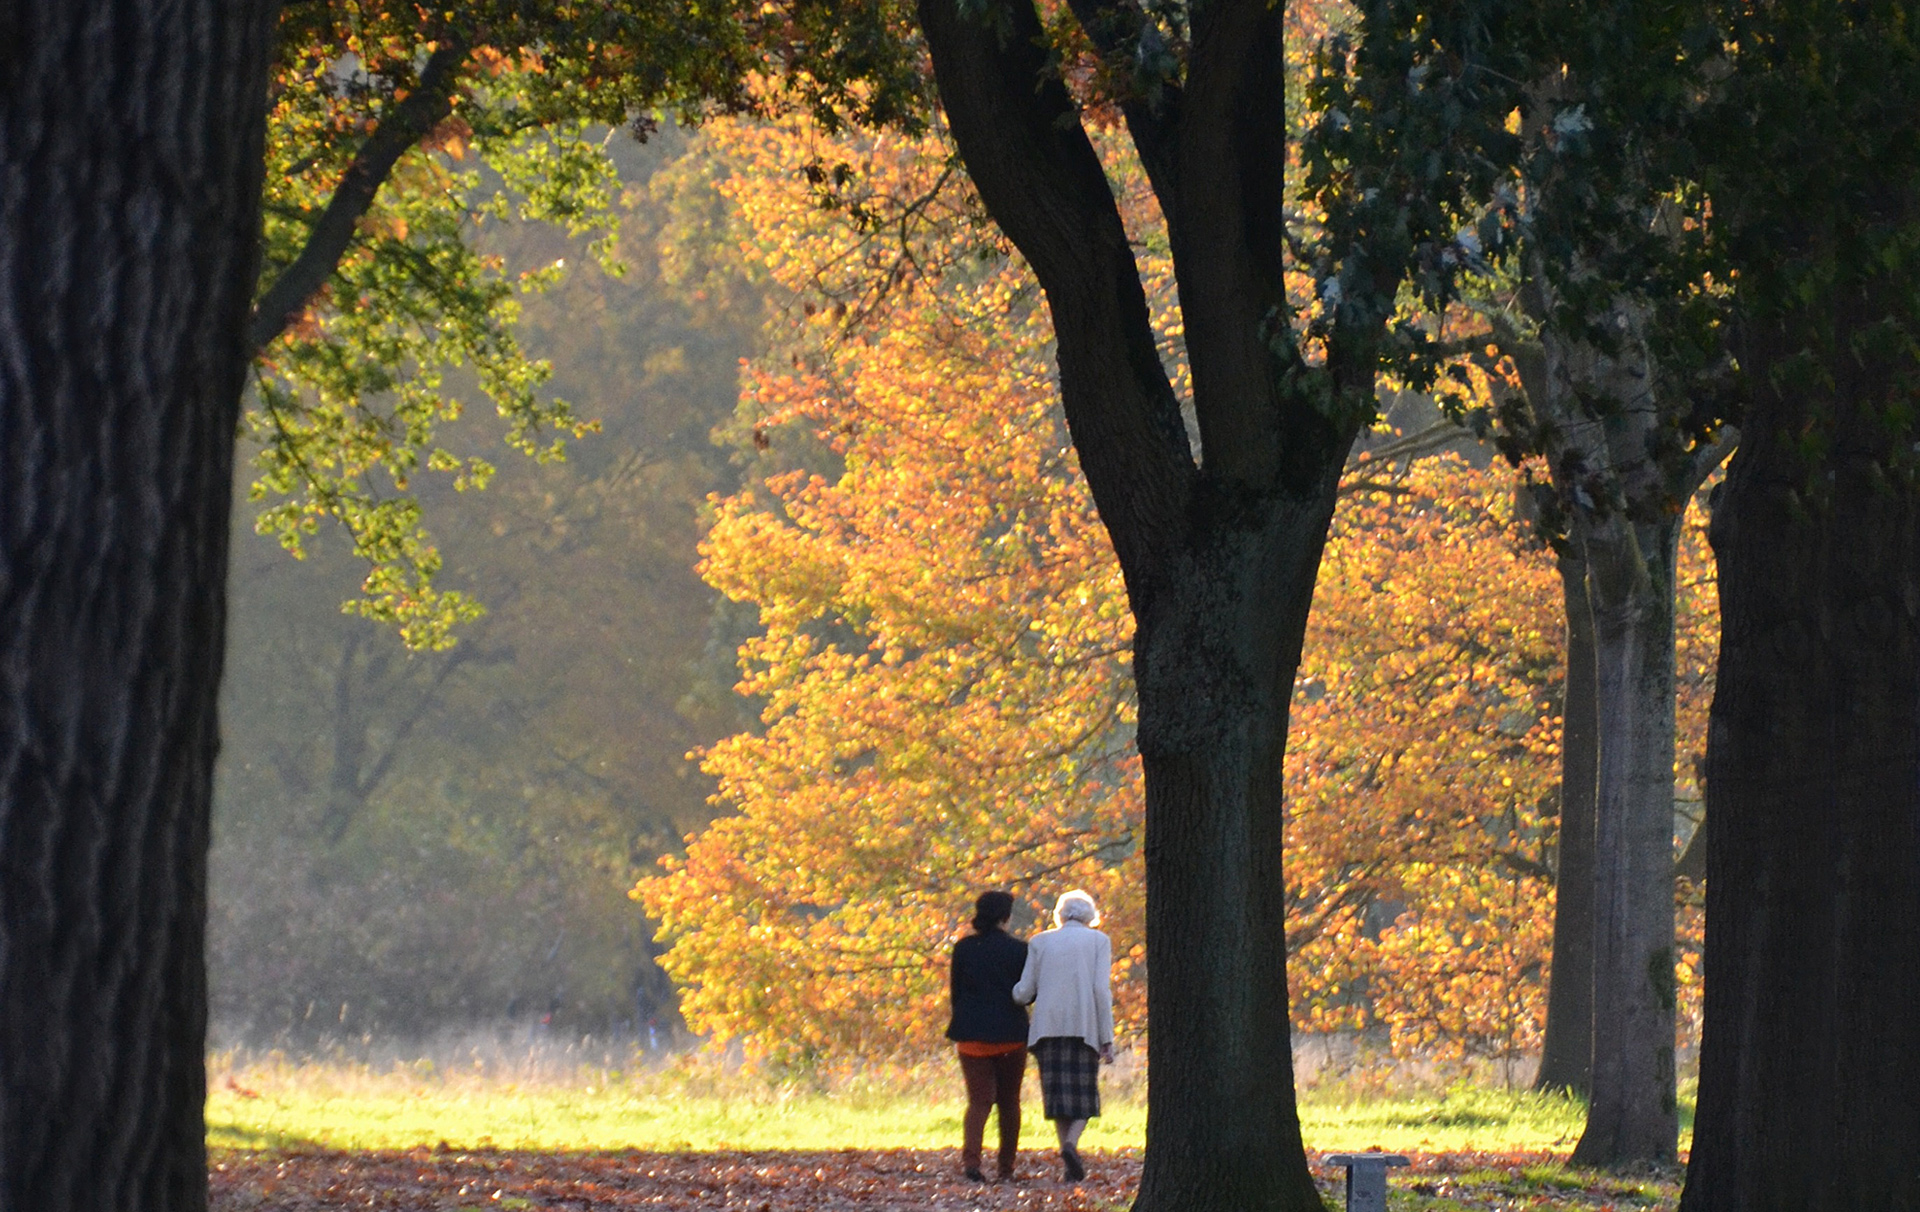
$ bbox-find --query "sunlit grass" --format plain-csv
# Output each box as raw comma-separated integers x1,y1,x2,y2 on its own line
206,1051,1145,1152
205,1049,1689,1157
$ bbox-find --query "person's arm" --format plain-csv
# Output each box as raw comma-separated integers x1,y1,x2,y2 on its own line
946,940,966,1041
1096,932,1115,1059
1011,938,1039,1006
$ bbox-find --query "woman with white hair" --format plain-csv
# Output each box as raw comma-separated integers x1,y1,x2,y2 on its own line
1011,889,1114,1182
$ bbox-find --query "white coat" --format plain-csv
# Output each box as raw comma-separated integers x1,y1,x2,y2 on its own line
1011,919,1114,1050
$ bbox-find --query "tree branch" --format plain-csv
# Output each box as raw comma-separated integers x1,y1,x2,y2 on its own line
1349,418,1478,468
249,39,468,356
1493,847,1558,885
1165,0,1302,489
918,0,1195,592
1685,424,1738,494
1060,0,1184,229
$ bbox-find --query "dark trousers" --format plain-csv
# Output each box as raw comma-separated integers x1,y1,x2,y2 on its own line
957,1046,1025,1176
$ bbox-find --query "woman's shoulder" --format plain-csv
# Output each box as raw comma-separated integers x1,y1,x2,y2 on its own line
956,929,1026,956
1031,925,1095,948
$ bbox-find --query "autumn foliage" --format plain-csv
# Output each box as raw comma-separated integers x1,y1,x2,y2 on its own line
634,118,1145,1059
635,114,1718,1063
1285,460,1563,1058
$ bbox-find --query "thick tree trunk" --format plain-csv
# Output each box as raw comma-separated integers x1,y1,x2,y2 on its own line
1678,395,1920,1211
915,0,1344,1204
1535,549,1597,1096
0,4,275,1209
1570,521,1679,1166
1131,492,1338,1212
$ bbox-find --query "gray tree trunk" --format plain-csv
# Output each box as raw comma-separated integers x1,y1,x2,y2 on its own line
1570,517,1679,1165
1501,302,1687,1165
1535,548,1597,1096
0,3,276,1208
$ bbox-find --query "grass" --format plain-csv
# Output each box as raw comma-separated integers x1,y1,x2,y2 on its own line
205,1047,1687,1158
207,1050,1145,1153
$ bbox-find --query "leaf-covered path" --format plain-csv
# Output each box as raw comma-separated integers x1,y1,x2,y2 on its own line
210,1148,1141,1210
209,1148,1682,1210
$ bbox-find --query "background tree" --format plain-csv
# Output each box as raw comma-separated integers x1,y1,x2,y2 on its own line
206,0,936,1043
1287,457,1563,1067
636,106,1724,1092
0,2,278,1208
248,1,924,646
211,134,762,1043
635,113,1148,1057
1307,0,1735,1158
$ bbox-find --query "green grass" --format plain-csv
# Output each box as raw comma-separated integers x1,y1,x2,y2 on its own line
206,1054,1684,1157
1299,1085,1589,1154
210,1077,1146,1153
209,1062,1145,1153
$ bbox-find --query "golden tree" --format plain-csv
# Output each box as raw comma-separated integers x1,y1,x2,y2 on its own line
637,114,1719,1066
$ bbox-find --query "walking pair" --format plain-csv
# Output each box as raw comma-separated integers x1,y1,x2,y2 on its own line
946,889,1115,1184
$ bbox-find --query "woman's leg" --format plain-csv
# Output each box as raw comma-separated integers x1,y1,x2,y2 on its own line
1055,1117,1088,1180
991,1047,1025,1177
958,1051,995,1177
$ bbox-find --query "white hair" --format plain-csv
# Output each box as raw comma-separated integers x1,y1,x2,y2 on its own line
1053,889,1101,928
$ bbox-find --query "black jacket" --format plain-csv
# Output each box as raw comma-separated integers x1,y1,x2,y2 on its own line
946,928,1030,1044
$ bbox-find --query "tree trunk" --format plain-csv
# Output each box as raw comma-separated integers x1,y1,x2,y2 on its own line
0,4,276,1209
1535,548,1597,1096
915,0,1348,1203
1678,391,1920,1211
1570,519,1680,1166
1132,492,1339,1212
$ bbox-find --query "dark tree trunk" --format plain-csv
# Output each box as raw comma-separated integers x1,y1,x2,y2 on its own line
1570,519,1680,1166
916,0,1356,1203
1535,549,1597,1096
1678,379,1920,1211
0,3,276,1209
1132,494,1338,1211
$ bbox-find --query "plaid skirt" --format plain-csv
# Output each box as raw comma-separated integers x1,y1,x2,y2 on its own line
1031,1036,1101,1121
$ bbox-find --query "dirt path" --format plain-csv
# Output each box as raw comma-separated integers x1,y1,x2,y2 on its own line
210,1147,1681,1210
210,1148,1144,1210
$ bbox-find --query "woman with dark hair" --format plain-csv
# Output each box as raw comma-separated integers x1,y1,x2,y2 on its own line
1012,889,1113,1183
946,889,1029,1182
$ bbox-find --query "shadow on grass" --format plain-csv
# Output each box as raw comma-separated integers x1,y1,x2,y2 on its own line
206,1120,320,1153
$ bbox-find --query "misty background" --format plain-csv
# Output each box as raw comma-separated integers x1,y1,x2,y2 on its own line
208,131,765,1050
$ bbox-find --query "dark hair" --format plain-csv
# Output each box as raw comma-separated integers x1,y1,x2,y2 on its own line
971,890,1015,933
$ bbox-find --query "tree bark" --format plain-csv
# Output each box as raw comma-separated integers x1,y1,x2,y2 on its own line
1570,517,1679,1165
0,3,276,1209
1678,370,1920,1212
1131,493,1338,1211
1499,298,1690,1164
1535,548,1597,1096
